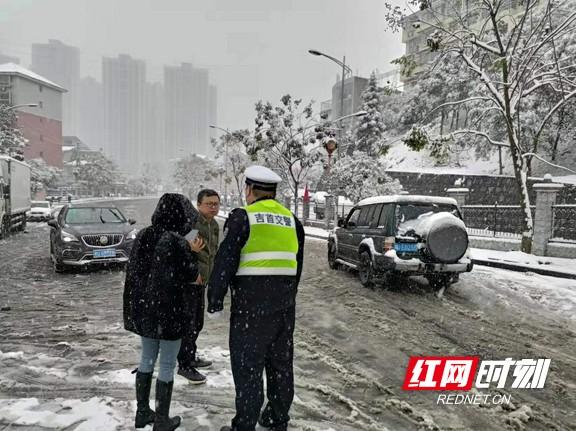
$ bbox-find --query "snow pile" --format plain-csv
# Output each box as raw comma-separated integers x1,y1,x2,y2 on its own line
90,369,139,386
0,397,124,430
197,346,234,389
0,350,25,360
304,226,330,239
205,369,234,388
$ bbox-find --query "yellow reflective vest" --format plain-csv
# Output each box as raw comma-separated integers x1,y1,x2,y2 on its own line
236,199,299,276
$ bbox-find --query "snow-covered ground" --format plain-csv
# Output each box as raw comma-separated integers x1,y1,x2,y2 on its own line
1,198,575,430
471,248,576,277
386,138,510,176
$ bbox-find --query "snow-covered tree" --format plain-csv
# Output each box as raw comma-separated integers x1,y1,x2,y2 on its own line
28,158,62,194
173,154,217,200
139,163,162,195
386,0,576,253
249,95,330,215
76,152,119,196
331,151,402,203
212,129,252,205
0,105,27,159
354,72,388,155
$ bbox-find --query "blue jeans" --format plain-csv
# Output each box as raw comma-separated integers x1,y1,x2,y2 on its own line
139,337,182,382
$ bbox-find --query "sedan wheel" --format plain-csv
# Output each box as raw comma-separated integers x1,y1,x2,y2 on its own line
358,251,375,288
51,250,65,273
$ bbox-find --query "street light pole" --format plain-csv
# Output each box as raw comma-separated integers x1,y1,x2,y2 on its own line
209,124,230,210
5,103,39,111
308,49,355,230
339,56,346,158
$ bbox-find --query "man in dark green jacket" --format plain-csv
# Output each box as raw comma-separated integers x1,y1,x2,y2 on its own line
177,189,221,384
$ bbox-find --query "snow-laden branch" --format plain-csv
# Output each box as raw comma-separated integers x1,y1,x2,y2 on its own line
471,34,503,56
533,88,576,140
522,76,569,98
522,153,576,174
423,97,502,121
460,53,506,109
450,130,509,147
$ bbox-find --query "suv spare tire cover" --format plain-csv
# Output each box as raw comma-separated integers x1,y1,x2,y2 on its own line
425,213,468,263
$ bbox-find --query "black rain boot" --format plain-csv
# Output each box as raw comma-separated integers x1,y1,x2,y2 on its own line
153,379,181,431
135,371,155,428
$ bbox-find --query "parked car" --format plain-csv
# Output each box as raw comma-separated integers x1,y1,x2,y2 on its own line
27,201,52,222
48,204,138,272
327,195,473,290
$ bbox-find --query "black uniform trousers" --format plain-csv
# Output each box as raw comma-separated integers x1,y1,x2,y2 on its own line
177,284,205,369
230,305,295,431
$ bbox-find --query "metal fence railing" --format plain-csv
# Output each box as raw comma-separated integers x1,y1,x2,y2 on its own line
461,204,536,239
551,204,576,242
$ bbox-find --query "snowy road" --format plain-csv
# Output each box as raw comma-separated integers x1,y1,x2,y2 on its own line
1,198,575,430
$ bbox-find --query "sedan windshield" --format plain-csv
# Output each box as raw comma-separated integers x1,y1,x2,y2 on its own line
65,207,126,224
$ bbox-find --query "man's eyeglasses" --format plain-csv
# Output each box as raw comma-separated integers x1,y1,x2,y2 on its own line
202,202,220,208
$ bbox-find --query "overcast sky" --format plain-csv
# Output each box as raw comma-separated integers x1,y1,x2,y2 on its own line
0,0,405,130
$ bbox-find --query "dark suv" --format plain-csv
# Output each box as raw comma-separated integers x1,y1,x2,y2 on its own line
48,204,138,272
328,195,473,290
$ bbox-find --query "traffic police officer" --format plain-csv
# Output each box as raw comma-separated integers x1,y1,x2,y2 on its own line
208,165,305,431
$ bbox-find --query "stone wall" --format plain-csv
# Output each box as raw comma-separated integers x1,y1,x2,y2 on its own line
468,237,521,252
386,170,576,205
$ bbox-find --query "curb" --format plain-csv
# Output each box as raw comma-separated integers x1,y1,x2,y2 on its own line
469,258,576,280
303,233,576,280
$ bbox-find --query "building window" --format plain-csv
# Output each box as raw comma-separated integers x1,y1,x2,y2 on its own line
39,85,43,92
39,151,44,157
40,135,43,142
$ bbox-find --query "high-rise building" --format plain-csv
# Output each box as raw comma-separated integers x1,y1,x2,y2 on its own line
143,82,164,168
0,53,19,64
77,77,104,155
208,85,218,157
102,54,146,174
164,63,213,160
30,39,80,136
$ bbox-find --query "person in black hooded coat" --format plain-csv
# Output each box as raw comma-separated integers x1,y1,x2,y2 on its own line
123,193,204,431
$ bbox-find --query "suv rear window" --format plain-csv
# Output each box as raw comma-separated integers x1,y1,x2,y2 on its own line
397,203,461,225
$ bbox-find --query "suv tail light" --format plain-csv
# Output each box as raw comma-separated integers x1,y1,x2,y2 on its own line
384,236,395,251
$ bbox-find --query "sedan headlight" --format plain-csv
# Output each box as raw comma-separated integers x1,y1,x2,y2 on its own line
127,228,138,240
61,230,79,243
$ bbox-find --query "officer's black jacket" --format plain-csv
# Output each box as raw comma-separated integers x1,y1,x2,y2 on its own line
207,198,305,315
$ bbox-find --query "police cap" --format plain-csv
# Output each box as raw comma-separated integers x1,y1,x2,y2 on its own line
245,165,282,191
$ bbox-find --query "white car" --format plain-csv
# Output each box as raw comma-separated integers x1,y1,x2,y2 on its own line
27,201,52,222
